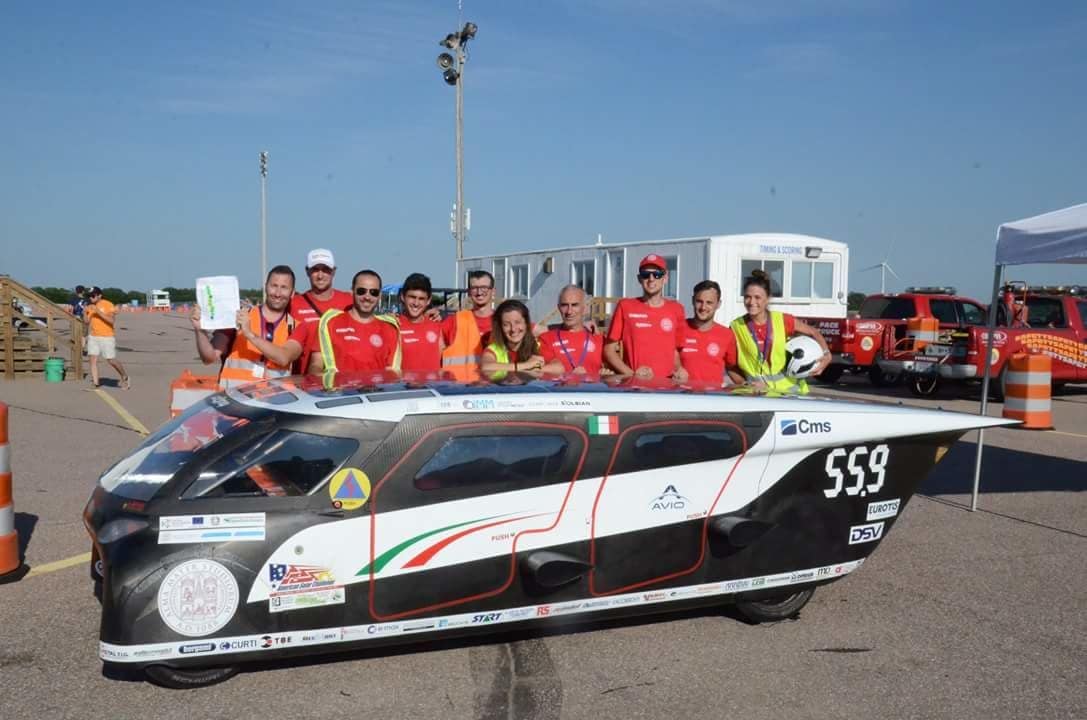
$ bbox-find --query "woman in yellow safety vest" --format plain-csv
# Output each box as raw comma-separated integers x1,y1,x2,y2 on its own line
481,300,547,377
729,269,831,394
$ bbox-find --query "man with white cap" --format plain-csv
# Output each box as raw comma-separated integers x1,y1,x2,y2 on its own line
288,248,353,372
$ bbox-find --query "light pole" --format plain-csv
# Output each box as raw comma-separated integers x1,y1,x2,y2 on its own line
437,21,477,265
259,151,268,302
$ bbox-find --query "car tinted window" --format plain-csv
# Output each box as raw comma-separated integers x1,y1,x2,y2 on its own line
959,302,986,325
414,435,568,491
1027,298,1066,328
860,297,916,319
929,300,958,324
1079,301,1087,328
186,430,358,498
609,425,744,475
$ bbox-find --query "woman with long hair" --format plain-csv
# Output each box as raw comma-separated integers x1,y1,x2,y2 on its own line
730,269,830,394
481,299,547,376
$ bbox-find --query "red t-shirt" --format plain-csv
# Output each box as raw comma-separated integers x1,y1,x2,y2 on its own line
290,290,353,325
398,315,443,372
679,321,738,384
538,328,604,374
606,298,686,378
741,313,796,358
441,311,493,347
319,313,399,372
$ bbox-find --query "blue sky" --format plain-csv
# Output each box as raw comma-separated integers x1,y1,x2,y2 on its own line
2,0,1085,300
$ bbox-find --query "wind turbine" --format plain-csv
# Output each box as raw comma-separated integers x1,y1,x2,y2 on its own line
859,260,899,294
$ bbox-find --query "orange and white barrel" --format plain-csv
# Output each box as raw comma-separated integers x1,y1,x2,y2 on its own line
1002,353,1053,430
906,317,939,351
0,402,19,577
169,370,220,417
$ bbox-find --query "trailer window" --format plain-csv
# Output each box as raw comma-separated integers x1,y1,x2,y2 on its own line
510,264,529,298
740,259,783,298
572,260,595,296
791,261,834,299
493,259,506,298
663,256,678,298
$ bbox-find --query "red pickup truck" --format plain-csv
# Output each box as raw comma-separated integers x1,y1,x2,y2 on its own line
916,287,1087,398
805,288,988,386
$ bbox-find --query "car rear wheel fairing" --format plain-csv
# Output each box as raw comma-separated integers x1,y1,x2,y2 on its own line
145,663,239,689
734,588,815,623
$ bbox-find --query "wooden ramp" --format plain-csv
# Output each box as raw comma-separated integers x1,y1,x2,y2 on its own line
0,276,83,380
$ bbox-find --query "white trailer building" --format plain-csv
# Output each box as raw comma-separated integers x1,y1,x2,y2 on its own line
457,233,849,325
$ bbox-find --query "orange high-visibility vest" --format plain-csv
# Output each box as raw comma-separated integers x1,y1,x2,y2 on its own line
219,306,293,390
441,309,483,382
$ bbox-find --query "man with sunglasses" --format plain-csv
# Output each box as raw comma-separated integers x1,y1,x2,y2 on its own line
310,270,401,374
604,254,687,381
440,270,495,381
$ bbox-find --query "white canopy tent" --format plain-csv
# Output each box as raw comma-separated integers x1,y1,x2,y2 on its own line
971,202,1087,510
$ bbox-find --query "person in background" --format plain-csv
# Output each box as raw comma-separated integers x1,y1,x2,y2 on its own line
289,248,353,372
190,266,296,390
730,269,830,394
310,270,401,375
398,273,444,374
481,300,546,376
678,280,741,387
603,254,687,381
67,285,86,317
84,287,130,389
539,285,604,375
440,269,495,380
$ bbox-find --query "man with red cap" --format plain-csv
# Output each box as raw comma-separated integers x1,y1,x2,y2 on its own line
604,254,687,380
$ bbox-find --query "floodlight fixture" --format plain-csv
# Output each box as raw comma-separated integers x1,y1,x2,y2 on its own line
437,52,455,70
443,68,459,86
441,32,459,49
461,22,478,41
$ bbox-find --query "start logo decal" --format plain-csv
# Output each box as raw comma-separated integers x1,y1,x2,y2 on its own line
329,468,371,511
157,559,239,637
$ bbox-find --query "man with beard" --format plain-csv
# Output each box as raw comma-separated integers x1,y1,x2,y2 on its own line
289,248,353,372
190,265,296,390
678,280,741,387
310,270,401,374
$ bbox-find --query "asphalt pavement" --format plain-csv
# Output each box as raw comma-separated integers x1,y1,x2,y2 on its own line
0,312,1083,720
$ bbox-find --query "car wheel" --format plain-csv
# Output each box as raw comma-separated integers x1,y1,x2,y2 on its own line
815,364,845,384
908,374,940,397
989,366,1007,402
867,364,900,388
734,588,815,623
145,664,239,689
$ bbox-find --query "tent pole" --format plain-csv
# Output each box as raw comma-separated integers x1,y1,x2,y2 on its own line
971,263,1005,511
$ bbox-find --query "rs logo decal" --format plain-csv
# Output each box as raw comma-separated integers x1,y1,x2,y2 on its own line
824,444,890,499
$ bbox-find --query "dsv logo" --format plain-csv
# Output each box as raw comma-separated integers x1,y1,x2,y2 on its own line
780,418,832,436
848,522,884,545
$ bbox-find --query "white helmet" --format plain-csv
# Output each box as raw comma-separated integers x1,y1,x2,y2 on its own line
785,336,823,379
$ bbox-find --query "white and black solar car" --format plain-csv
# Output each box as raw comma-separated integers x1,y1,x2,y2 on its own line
83,373,1011,688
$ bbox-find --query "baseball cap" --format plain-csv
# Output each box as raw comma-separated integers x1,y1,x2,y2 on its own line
639,254,667,271
306,248,336,269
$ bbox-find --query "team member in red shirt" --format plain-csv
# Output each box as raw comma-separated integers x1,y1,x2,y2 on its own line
398,273,443,374
604,254,687,380
310,270,400,374
288,248,352,371
540,285,604,375
678,280,741,386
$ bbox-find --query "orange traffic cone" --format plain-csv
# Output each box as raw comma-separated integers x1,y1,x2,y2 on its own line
0,402,25,581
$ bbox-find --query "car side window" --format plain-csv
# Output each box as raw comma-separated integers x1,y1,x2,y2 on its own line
864,297,916,319
414,434,568,491
611,425,744,475
184,430,358,498
959,302,986,325
929,300,958,324
1078,301,1087,329
1027,298,1066,328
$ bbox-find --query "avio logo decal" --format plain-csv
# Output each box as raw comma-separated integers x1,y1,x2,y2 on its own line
780,418,832,436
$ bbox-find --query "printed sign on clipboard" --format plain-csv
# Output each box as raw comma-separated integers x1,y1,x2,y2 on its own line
195,276,241,331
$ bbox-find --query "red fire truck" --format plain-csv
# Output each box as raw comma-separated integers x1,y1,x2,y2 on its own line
805,288,988,387
878,284,1087,397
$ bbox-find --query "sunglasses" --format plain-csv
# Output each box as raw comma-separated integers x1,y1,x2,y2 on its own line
309,265,333,274
469,285,493,293
638,270,665,280
354,287,381,297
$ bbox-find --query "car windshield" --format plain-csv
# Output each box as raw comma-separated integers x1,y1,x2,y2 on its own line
98,400,261,501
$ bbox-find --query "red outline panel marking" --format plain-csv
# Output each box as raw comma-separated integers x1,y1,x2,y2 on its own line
588,420,748,596
369,421,588,621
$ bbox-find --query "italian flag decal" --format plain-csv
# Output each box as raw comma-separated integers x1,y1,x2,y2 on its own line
588,415,618,435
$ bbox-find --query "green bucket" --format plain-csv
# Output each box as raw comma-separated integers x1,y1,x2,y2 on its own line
43,357,65,383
